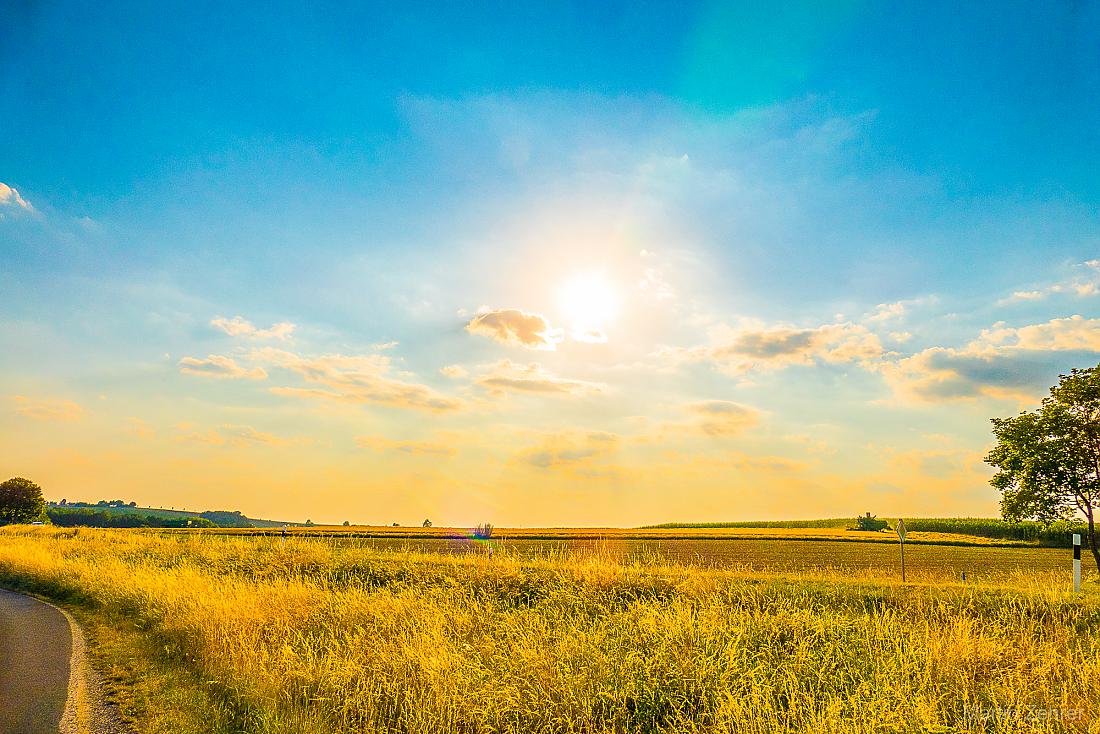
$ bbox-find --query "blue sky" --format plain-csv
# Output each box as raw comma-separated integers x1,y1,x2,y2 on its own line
1,1,1098,524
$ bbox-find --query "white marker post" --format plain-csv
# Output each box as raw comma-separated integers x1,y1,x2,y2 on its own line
897,518,907,583
1073,533,1081,593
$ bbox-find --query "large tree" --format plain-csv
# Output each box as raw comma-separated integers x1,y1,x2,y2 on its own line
986,365,1100,574
0,477,48,525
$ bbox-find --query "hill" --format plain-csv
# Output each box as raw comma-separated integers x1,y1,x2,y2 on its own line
46,500,298,529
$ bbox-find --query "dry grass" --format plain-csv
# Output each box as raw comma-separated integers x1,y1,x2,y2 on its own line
0,527,1097,733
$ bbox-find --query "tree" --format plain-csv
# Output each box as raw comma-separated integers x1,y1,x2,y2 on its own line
342,520,350,527
422,518,432,528
986,365,1100,574
0,477,48,525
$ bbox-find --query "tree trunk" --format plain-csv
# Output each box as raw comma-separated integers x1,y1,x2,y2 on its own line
1088,506,1100,576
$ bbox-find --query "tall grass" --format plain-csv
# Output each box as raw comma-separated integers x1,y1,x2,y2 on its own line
0,527,1096,733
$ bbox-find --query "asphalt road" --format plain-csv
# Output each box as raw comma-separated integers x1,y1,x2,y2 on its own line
0,588,72,734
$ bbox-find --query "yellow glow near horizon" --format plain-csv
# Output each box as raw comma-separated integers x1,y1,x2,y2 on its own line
557,272,619,339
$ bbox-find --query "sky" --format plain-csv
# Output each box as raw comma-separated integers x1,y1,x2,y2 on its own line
2,1,1099,526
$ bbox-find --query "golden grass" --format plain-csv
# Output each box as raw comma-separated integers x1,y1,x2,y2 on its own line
0,527,1097,733
194,525,1034,546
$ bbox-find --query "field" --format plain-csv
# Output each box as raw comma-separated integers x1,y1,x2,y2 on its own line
0,526,1097,733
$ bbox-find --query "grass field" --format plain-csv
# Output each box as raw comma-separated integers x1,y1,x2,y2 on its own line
0,526,1097,733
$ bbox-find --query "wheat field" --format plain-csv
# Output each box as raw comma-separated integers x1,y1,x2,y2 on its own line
0,527,1097,733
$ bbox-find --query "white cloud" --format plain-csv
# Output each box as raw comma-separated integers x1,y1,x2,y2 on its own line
0,182,33,214
997,261,1100,304
210,316,296,340
178,355,268,380
253,347,461,412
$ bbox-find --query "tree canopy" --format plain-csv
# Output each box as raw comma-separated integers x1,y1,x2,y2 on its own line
986,365,1100,573
0,477,48,525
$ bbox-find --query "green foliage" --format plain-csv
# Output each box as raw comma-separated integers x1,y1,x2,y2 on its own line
46,507,217,528
198,510,254,528
903,517,1087,546
855,513,888,531
0,477,48,525
986,363,1100,570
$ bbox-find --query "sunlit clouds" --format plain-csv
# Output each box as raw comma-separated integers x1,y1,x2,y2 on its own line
474,360,604,397
210,316,296,340
0,182,33,214
178,355,268,380
465,308,563,350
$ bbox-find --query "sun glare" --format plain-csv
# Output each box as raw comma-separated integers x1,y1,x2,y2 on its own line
557,272,619,339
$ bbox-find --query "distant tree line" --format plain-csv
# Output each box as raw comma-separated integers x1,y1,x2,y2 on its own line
47,508,218,528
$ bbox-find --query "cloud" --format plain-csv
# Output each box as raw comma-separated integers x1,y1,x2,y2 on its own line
977,314,1100,351
372,341,399,350
210,316,296,340
474,360,605,397
572,328,608,344
222,424,291,446
439,364,468,378
878,315,1100,403
178,355,268,380
0,182,33,214
865,301,906,323
125,417,156,439
253,347,461,412
685,400,761,436
465,308,563,350
175,424,295,447
12,396,82,421
997,261,1100,304
667,321,884,375
519,430,620,471
356,435,456,457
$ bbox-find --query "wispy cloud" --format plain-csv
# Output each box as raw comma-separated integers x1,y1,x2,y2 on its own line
439,364,468,378
465,308,563,350
178,355,268,380
174,423,295,447
12,396,83,421
997,261,1100,304
475,360,604,397
356,435,456,457
210,315,296,340
519,430,620,472
254,347,461,412
665,321,883,375
685,400,760,436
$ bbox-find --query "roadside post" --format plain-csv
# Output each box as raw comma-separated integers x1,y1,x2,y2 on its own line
896,518,907,582
1073,533,1081,593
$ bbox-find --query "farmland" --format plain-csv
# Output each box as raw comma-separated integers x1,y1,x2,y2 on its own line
0,526,1097,734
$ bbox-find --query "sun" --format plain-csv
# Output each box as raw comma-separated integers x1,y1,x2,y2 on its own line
557,272,619,341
